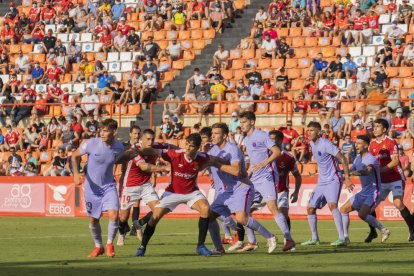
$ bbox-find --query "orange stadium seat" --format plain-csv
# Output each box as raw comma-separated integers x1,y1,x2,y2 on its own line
289,27,302,37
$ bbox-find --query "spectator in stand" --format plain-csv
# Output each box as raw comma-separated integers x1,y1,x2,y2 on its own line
83,114,99,139
43,148,70,176
389,107,407,138
308,53,328,84
67,39,83,64
71,117,84,138
33,93,48,116
4,125,23,151
238,89,254,112
321,76,338,96
126,28,141,51
262,79,277,100
274,67,289,92
375,40,393,66
402,41,414,66
206,66,224,84
109,81,124,103
46,117,60,147
398,0,412,24
55,49,70,73
42,29,57,54
31,113,45,133
355,21,373,46
263,22,278,40
391,39,405,66
189,0,205,20
209,4,224,33
385,21,406,46
294,93,309,125
60,121,80,150
143,36,161,60
6,147,22,176
406,109,414,137
142,56,158,77
194,88,211,124
341,134,356,163
260,33,276,59
72,9,89,33
96,70,114,92
163,90,182,117
0,93,16,127
280,120,299,150
22,125,39,149
0,52,8,75
327,55,344,79
229,111,240,133
379,86,401,115
1,23,17,45
341,22,355,46
41,1,56,24
185,68,204,94
113,30,127,52
99,28,113,53
329,109,346,139
112,0,126,21
210,77,227,100
322,11,335,38
73,59,95,83
170,117,184,139
2,75,20,96
398,145,412,177
171,6,187,30
46,79,63,103
213,44,230,69
78,87,100,121
43,60,64,84
373,65,389,85
254,6,267,25
12,96,34,127
345,76,362,99
356,63,370,84
244,66,262,86
291,134,309,163
14,51,31,75
58,12,75,34
28,2,41,24
159,115,173,141
277,36,293,59
333,10,349,39
343,53,357,79
366,84,387,114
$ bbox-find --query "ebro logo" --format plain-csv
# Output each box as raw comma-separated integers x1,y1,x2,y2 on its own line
48,185,67,202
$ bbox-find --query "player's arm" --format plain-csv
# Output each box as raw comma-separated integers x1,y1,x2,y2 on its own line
137,158,169,173
350,164,373,176
290,169,302,203
252,145,281,172
71,149,85,186
335,151,354,191
215,159,244,177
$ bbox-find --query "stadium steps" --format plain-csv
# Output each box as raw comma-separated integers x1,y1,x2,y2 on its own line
136,0,272,129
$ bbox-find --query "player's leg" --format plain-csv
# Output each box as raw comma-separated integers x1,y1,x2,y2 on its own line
207,211,225,253
134,184,160,240
302,186,325,245
118,187,136,245
117,208,131,246
84,188,105,258
88,217,105,257
359,204,391,243
325,182,346,246
390,181,414,239
220,216,233,243
106,209,119,257
278,191,291,230
130,201,140,236
191,198,213,256
339,198,354,244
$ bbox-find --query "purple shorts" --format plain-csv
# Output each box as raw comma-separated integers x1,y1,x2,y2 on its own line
211,184,254,217
308,181,342,209
351,192,379,212
83,182,119,219
252,178,277,204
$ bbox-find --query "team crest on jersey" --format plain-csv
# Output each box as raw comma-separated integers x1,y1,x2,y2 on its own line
252,142,257,147
178,164,183,168
318,151,322,156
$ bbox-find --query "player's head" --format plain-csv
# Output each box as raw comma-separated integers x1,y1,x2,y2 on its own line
100,119,118,143
356,134,371,154
269,130,284,147
239,111,256,134
199,127,212,144
129,125,141,144
185,133,202,157
211,122,229,146
307,121,322,142
373,118,389,138
141,129,155,148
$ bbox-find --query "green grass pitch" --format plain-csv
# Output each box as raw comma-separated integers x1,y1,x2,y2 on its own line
1,217,414,276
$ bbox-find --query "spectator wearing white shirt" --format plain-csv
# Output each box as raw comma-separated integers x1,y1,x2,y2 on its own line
139,71,157,108
250,80,263,100
185,68,204,94
14,51,31,74
402,41,414,66
385,21,406,46
356,63,371,84
238,89,254,112
261,33,276,58
213,44,229,69
77,87,100,121
113,30,127,52
355,21,373,46
254,6,267,25
159,38,185,61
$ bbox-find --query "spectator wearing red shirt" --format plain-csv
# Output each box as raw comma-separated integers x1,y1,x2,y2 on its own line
390,108,407,138
322,11,335,37
191,0,205,20
292,134,310,163
34,93,48,116
388,0,397,18
116,17,131,35
294,93,309,125
321,77,338,96
262,23,278,40
41,2,57,24
43,60,63,83
262,79,278,99
99,29,113,53
4,125,23,151
1,24,17,44
398,145,411,177
304,76,318,98
71,117,84,137
47,79,63,103
333,10,349,38
367,9,380,33
353,9,367,31
279,121,299,150
29,3,41,23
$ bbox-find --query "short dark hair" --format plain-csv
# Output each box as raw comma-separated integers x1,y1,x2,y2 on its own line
129,125,141,133
269,130,284,141
142,128,155,136
200,127,212,138
239,111,256,121
101,119,118,130
357,134,371,145
186,133,202,148
211,122,229,135
374,118,389,130
307,121,322,130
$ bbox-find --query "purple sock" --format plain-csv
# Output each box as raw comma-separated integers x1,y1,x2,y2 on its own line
308,214,319,240
342,213,349,238
107,220,119,244
365,215,384,231
224,216,238,231
246,217,273,239
332,209,345,240
89,222,102,248
209,220,223,249
221,218,232,238
246,227,257,244
274,213,292,240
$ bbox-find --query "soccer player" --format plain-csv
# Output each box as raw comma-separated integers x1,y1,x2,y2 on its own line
118,125,141,238
207,123,278,253
368,119,414,242
117,129,170,246
340,135,391,243
72,119,125,258
301,121,352,247
237,111,295,251
135,133,224,257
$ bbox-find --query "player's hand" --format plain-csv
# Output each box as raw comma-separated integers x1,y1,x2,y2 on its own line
344,177,354,192
73,173,82,186
290,191,299,203
251,162,266,172
201,142,213,153
162,165,171,173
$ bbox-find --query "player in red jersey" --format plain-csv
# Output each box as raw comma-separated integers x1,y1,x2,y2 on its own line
117,129,170,246
135,133,223,257
270,130,302,230
368,119,414,242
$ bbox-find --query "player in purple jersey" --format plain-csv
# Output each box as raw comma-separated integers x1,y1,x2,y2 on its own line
72,119,128,258
238,111,296,252
207,123,278,254
301,121,353,247
340,135,391,243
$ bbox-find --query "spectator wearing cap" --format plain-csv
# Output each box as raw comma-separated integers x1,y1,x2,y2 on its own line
14,50,31,75
67,38,82,64
41,2,56,24
163,90,182,117
327,55,344,79
42,29,57,54
398,0,412,24
229,111,240,133
343,54,357,79
392,39,405,66
402,42,414,66
159,115,173,141
385,21,406,46
112,0,126,21
126,28,141,51
194,88,212,124
260,34,276,59
308,53,328,84
366,84,387,114
210,77,227,101
213,44,230,69
209,4,224,33
238,89,254,112
113,30,127,52
389,107,407,138
171,117,184,139
144,36,161,59
139,72,157,108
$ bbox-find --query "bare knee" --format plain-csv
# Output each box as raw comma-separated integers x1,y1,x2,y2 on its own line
235,212,248,225
328,203,338,211
307,207,316,215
